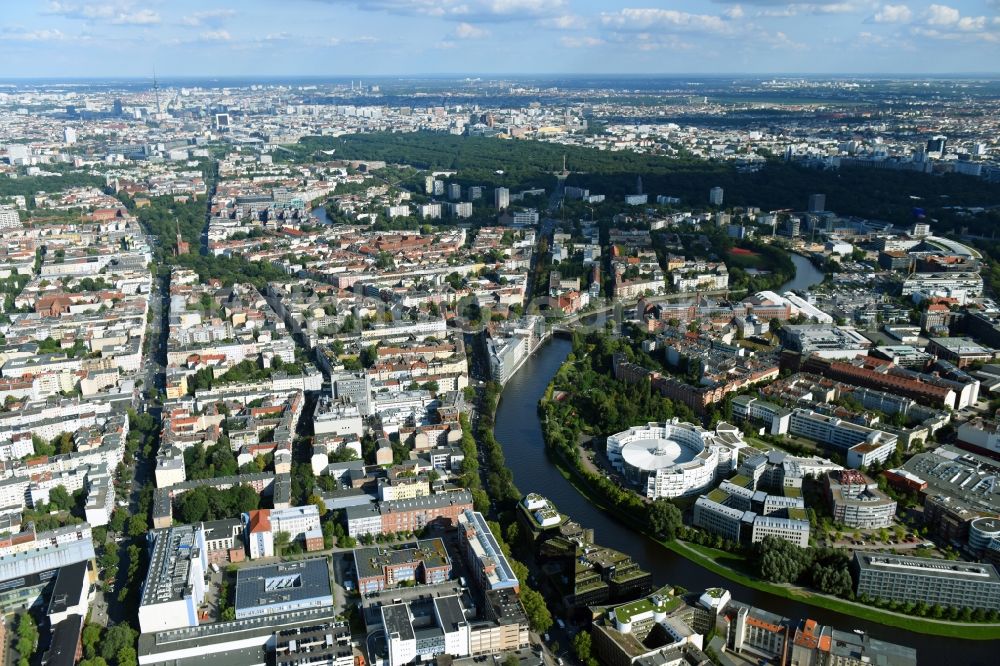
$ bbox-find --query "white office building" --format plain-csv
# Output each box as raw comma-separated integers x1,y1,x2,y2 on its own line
138,525,208,633
494,187,509,210
607,421,746,499
313,397,364,438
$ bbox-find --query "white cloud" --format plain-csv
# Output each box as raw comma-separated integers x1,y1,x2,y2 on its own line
909,5,1000,41
925,4,960,25
326,35,380,46
2,28,69,42
600,8,734,35
769,30,806,49
311,0,566,22
598,29,696,51
724,5,745,19
180,10,237,28
453,22,490,39
199,30,232,42
45,2,160,25
745,2,864,18
873,4,911,23
113,9,159,25
539,14,588,30
559,35,604,48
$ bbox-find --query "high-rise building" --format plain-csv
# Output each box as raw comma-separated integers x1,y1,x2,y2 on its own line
450,202,473,218
424,176,435,194
433,179,445,196
0,207,23,231
785,216,801,237
926,135,947,156
63,127,77,146
448,183,462,200
494,187,510,210
709,186,724,206
469,186,483,201
807,193,825,213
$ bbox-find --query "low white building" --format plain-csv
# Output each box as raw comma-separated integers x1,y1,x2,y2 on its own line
313,398,364,438
382,595,470,666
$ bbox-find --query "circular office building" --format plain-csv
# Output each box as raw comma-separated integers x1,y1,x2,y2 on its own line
607,421,746,499
969,516,1000,556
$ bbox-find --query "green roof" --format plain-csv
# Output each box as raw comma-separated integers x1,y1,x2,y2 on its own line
612,594,682,624
783,486,802,498
707,488,729,504
729,474,752,488
611,568,649,583
787,507,808,521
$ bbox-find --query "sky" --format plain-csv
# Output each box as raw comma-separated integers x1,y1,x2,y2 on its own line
2,1,1000,78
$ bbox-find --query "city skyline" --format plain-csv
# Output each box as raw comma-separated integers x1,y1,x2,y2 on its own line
2,1,1000,77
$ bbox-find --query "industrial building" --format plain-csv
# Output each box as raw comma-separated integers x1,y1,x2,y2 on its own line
898,445,1000,549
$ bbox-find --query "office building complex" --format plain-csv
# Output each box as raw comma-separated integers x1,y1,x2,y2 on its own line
852,552,1000,611
353,538,452,594
693,478,810,548
897,445,1000,551
788,618,916,666
787,408,897,469
274,623,354,666
244,506,323,559
807,193,826,213
606,421,746,499
957,417,1000,458
345,490,474,537
0,534,95,612
382,595,470,666
826,470,897,529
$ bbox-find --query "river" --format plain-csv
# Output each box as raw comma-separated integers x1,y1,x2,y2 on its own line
782,253,825,294
311,205,331,225
493,251,996,664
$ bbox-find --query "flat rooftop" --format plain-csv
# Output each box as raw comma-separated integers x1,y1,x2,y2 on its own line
855,552,1000,582
140,525,201,607
900,445,1000,515
234,558,332,612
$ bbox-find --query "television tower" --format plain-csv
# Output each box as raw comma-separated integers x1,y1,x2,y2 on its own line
152,68,161,115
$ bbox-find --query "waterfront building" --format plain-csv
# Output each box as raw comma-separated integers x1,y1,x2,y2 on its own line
851,552,1000,611
606,421,746,499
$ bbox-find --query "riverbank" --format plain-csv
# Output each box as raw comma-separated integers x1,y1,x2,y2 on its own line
538,395,1000,640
